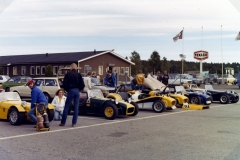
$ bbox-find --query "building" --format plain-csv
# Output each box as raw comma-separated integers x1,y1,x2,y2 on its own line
0,50,134,82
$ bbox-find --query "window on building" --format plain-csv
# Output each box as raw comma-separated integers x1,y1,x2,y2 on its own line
36,66,40,75
98,66,103,75
58,65,64,75
13,66,18,75
125,67,129,76
53,66,58,75
120,67,125,75
21,66,26,75
30,66,35,75
41,66,46,75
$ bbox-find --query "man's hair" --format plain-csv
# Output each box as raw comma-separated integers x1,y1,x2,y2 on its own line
107,70,112,73
87,71,92,76
70,63,78,70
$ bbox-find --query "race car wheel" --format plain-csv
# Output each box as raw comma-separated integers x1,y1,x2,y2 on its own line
130,102,139,116
190,96,201,104
47,109,54,122
103,103,118,120
5,87,10,92
219,94,230,104
152,100,166,113
8,107,25,125
44,93,51,103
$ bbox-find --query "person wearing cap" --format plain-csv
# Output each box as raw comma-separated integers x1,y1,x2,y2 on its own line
59,63,85,127
27,79,48,127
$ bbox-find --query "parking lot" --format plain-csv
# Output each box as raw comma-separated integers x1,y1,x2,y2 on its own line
1,84,240,160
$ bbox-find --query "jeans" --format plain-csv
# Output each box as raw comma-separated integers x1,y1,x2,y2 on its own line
54,110,63,120
61,88,80,125
28,102,48,124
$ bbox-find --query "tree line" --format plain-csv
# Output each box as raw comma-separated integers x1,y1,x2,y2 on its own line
129,51,240,76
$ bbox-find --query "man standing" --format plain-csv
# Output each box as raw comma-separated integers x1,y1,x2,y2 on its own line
162,70,169,85
135,70,145,90
59,63,85,127
27,80,48,127
104,70,116,87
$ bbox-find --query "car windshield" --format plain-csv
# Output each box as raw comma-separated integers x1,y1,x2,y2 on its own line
205,85,214,90
175,86,186,92
91,77,101,85
89,89,104,98
0,92,21,101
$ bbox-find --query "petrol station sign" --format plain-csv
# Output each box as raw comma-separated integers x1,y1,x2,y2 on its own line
194,50,208,61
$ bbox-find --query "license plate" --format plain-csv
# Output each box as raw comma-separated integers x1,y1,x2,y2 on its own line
206,101,211,104
183,103,189,108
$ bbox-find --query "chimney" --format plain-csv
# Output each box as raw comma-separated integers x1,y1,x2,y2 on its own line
46,53,48,57
94,49,96,54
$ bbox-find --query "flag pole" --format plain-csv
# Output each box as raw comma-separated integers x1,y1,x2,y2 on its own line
182,27,184,74
200,26,203,74
221,25,223,84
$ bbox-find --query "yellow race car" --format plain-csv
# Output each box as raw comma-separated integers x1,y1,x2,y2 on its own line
0,92,54,125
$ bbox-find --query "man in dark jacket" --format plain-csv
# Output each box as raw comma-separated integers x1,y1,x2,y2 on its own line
59,63,85,127
27,80,48,126
162,70,169,85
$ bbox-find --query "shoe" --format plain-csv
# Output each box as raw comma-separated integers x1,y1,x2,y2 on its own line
72,124,76,127
59,124,65,126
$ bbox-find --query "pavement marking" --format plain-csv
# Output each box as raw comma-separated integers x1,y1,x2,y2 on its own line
0,103,234,141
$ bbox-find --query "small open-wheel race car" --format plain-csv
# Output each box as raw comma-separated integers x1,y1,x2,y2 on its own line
108,84,177,113
70,89,138,120
0,92,54,125
186,84,239,104
143,76,190,109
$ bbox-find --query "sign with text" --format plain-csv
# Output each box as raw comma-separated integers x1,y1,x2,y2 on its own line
194,50,208,60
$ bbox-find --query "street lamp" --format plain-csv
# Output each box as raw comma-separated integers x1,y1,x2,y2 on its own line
179,54,186,74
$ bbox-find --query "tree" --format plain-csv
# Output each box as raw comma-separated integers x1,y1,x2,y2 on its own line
148,51,161,74
125,56,128,60
130,51,142,75
0,63,3,75
161,57,169,72
45,64,53,77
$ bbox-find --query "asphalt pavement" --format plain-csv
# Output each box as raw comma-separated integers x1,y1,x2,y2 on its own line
0,84,240,160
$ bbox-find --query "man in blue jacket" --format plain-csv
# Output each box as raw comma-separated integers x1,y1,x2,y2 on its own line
104,70,116,87
27,80,48,126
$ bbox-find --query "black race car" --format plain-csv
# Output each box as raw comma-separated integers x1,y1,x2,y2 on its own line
204,85,239,104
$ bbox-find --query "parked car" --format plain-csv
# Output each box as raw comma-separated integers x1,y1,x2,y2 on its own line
168,74,192,85
0,92,54,125
186,84,239,104
3,76,32,92
217,74,237,85
204,74,218,84
0,75,10,84
10,77,62,102
70,89,138,120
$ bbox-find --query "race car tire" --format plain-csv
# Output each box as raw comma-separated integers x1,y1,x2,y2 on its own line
47,109,54,122
5,87,10,92
103,103,118,120
130,102,139,116
8,107,25,125
219,94,230,104
152,100,166,113
190,96,201,104
44,93,51,103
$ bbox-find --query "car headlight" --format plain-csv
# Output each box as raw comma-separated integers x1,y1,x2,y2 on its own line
128,98,131,103
21,101,27,108
115,99,119,104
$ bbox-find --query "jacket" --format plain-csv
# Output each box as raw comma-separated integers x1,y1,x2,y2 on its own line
104,74,116,87
31,85,48,109
63,69,85,91
83,76,92,92
136,73,145,85
51,96,67,111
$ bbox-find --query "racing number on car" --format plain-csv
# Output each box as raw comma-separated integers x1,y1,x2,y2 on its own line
183,103,189,108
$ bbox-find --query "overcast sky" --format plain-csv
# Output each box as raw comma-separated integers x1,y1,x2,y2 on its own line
0,0,240,63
